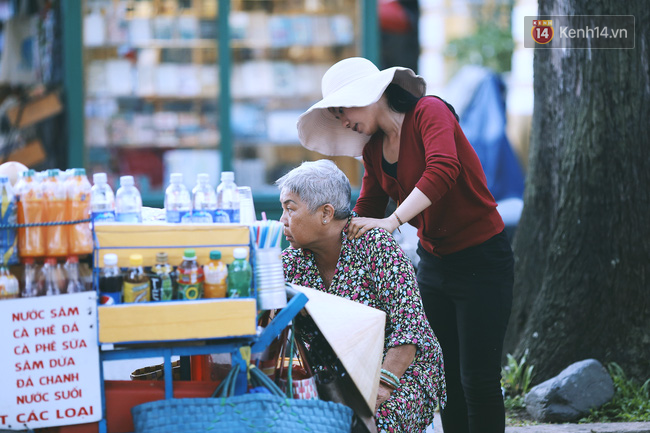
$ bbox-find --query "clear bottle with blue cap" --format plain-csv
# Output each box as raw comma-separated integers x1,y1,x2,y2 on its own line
191,173,216,223
165,173,192,223
216,171,240,223
90,172,116,223
115,175,142,223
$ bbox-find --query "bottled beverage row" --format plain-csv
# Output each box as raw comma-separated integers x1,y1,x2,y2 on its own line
9,168,94,259
7,167,256,261
0,255,93,300
0,246,254,303
94,169,255,224
164,171,247,224
99,247,252,305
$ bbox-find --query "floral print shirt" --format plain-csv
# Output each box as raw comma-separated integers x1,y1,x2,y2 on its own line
282,223,447,409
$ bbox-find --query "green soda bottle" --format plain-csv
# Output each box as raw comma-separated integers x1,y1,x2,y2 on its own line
226,248,251,298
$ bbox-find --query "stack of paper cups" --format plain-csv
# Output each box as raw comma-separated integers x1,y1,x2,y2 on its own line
238,186,256,225
254,247,287,310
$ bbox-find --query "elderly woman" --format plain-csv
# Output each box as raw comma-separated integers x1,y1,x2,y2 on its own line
276,159,446,433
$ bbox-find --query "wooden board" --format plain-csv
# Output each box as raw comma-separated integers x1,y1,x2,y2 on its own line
98,298,257,343
94,223,250,267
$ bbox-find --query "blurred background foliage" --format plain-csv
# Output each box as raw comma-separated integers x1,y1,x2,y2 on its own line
445,1,515,75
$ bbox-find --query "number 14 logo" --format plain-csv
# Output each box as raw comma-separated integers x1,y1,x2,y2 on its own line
532,19,554,44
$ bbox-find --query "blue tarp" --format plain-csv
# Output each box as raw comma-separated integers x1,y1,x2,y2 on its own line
459,72,525,202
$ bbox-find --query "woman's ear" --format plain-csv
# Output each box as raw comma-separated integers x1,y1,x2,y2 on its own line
321,204,335,222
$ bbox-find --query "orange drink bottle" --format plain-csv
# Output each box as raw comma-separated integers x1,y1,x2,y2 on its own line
42,169,68,257
14,169,45,258
65,168,93,256
203,250,227,298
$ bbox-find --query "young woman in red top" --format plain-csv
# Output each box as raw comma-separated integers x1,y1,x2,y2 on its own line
298,57,514,433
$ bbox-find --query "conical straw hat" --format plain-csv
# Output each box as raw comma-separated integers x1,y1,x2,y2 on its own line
289,283,386,413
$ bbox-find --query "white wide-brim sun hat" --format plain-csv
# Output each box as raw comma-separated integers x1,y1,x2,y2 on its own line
297,57,426,157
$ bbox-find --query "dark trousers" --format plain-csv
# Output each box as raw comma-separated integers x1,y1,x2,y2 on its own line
417,231,513,433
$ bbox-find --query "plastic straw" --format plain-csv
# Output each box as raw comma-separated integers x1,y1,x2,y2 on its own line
250,220,283,249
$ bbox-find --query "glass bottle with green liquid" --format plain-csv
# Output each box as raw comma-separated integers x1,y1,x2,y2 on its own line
150,252,175,301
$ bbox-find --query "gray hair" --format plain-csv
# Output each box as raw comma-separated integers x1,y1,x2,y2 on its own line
276,159,351,220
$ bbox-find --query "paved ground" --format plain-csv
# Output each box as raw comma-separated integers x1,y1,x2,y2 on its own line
505,423,650,433
426,418,650,433
107,362,650,433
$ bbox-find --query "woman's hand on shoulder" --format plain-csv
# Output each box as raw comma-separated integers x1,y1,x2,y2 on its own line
347,216,398,240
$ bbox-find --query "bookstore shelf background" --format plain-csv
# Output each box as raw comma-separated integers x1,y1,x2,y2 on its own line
71,0,378,213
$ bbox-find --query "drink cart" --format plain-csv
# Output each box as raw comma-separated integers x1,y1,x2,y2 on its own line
0,222,306,433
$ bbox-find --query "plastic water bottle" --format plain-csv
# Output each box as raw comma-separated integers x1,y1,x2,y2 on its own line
90,172,116,223
79,260,94,292
227,247,251,298
115,175,142,223
20,257,41,297
165,173,192,223
65,168,93,256
42,257,61,296
64,255,85,294
192,173,217,223
216,171,240,223
99,253,123,305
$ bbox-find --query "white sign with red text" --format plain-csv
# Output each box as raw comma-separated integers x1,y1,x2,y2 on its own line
0,292,102,430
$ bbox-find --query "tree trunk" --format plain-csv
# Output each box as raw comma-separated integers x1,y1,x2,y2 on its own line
504,0,650,383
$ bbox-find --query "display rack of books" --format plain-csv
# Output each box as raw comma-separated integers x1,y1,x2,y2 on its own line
78,0,374,210
82,0,221,204
229,0,364,193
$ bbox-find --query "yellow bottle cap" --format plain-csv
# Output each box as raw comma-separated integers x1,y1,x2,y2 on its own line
130,254,143,266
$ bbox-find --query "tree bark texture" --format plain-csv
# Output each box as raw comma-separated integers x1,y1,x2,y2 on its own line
503,0,650,383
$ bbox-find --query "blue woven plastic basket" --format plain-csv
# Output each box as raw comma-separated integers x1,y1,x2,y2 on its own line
131,394,353,433
131,364,353,433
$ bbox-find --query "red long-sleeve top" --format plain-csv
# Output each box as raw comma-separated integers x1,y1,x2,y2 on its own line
353,96,504,256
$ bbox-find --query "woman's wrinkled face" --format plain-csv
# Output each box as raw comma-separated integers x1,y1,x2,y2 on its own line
279,190,322,249
328,105,377,136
